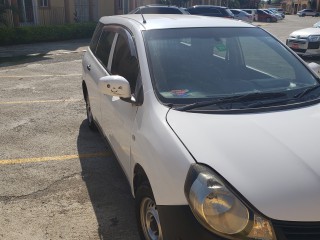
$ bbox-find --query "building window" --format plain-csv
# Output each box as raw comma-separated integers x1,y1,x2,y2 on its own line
118,0,123,10
39,0,49,7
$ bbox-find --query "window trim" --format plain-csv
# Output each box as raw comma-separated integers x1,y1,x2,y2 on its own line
39,0,49,8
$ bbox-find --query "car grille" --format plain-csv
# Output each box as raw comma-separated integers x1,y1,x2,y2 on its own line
272,221,320,240
291,48,306,53
308,42,320,49
287,39,306,44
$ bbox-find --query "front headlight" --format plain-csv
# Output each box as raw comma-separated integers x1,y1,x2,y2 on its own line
184,164,276,240
308,35,320,42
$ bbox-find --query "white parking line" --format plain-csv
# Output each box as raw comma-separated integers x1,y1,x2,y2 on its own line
0,99,82,105
0,74,82,78
0,152,112,165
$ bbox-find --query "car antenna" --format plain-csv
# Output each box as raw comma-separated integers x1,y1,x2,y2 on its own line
139,8,146,24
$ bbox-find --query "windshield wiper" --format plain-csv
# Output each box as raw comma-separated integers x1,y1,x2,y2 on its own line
174,92,286,111
294,84,320,99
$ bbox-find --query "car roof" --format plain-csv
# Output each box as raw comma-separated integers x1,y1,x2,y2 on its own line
188,5,228,9
99,14,254,30
137,4,181,8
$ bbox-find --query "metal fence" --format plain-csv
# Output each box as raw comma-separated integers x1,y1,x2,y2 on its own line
37,7,65,25
2,6,66,27
74,0,89,22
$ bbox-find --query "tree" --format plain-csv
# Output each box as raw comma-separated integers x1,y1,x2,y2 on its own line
0,2,10,27
0,0,17,27
228,0,240,8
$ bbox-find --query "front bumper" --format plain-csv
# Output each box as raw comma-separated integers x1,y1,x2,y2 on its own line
158,205,225,240
157,205,320,240
286,38,320,56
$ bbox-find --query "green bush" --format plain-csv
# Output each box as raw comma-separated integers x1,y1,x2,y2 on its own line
0,22,96,45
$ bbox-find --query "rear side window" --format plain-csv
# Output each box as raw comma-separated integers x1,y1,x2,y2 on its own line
141,7,183,14
198,8,220,14
89,23,103,53
95,30,116,69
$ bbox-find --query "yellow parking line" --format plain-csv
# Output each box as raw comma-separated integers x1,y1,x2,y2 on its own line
0,152,112,165
0,74,82,78
0,99,81,105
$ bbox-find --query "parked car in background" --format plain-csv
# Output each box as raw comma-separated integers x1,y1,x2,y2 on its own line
297,9,319,17
242,9,258,21
83,13,320,240
268,8,285,18
186,5,234,18
272,8,284,14
262,9,283,20
129,4,189,14
256,9,277,22
231,9,253,22
287,24,320,56
314,21,320,27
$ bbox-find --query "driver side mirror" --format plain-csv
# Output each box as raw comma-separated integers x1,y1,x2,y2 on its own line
99,75,131,98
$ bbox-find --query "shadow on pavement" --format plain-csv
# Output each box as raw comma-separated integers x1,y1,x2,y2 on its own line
0,54,51,67
77,120,140,240
0,38,90,67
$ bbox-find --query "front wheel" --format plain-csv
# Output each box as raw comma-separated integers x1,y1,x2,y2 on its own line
136,184,163,240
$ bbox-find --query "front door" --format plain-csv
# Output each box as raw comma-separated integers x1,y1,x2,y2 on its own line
100,30,141,178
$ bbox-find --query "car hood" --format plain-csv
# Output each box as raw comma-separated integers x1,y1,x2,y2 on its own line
167,105,320,221
290,27,320,37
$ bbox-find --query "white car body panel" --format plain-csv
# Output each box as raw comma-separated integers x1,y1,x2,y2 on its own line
167,105,320,221
290,27,320,37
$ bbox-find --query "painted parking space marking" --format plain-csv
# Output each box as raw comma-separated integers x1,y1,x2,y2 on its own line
0,152,112,165
0,74,82,78
0,99,82,105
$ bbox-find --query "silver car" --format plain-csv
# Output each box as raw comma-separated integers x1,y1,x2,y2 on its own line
297,9,319,17
286,26,320,56
231,9,253,22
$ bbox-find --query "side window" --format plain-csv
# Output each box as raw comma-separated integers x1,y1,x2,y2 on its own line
95,30,116,69
111,34,139,92
89,23,103,53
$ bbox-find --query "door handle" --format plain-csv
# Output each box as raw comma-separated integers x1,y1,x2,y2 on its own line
87,65,91,71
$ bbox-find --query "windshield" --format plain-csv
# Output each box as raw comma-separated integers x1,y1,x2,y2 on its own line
143,27,319,110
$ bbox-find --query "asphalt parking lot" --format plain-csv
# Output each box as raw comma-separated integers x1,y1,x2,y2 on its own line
0,14,319,240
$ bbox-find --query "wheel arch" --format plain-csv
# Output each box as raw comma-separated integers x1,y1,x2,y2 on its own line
82,80,88,100
133,164,151,196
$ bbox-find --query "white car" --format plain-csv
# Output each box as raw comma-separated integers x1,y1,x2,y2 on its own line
297,9,319,17
231,9,253,22
287,25,320,56
82,14,320,240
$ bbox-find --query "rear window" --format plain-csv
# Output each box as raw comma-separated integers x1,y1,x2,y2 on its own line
141,7,183,14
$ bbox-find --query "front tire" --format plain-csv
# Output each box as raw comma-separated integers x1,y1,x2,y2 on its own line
136,184,163,240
